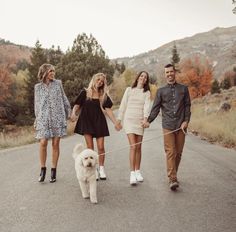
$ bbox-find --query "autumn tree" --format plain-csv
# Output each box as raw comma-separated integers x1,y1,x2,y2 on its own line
221,69,236,88
121,69,137,86
177,56,213,99
0,65,20,126
0,65,12,104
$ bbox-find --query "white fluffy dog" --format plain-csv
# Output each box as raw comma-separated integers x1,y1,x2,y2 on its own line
72,143,99,204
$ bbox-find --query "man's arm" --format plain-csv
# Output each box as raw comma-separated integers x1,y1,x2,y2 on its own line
181,86,191,130
147,89,161,123
143,89,162,128
184,86,191,123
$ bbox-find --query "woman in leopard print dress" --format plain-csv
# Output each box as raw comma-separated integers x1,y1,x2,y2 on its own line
34,63,71,183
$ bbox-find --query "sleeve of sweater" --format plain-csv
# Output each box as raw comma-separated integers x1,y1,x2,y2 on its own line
117,87,130,122
143,90,151,118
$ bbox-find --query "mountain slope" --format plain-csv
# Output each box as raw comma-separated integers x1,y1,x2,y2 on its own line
0,39,31,67
115,26,236,80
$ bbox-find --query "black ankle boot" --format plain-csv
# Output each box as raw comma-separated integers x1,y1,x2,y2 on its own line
50,168,57,183
38,167,46,182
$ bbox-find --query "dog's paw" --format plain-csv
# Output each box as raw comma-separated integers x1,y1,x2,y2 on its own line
82,195,89,199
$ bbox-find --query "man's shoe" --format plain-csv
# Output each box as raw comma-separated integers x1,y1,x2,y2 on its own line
130,171,137,185
169,181,179,191
135,170,144,182
99,166,106,180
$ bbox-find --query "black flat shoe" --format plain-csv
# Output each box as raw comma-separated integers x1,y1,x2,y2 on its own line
50,168,57,183
38,167,46,182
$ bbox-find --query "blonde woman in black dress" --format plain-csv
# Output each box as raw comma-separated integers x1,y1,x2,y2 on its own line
71,73,121,180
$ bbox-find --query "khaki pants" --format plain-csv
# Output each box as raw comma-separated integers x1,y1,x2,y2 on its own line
163,128,185,182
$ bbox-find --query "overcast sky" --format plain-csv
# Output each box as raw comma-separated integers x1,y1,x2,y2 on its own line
1,0,235,58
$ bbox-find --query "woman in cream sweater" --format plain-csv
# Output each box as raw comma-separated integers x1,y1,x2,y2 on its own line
117,71,151,185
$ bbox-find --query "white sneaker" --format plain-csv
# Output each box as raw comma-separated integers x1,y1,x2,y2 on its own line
99,166,106,180
130,171,137,185
135,170,144,182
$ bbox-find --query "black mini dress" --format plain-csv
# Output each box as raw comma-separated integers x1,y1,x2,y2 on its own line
74,89,113,138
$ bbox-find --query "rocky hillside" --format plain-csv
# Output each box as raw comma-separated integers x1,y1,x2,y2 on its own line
115,26,236,80
0,39,31,67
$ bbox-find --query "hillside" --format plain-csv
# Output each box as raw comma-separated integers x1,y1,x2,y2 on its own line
0,39,31,67
115,26,236,80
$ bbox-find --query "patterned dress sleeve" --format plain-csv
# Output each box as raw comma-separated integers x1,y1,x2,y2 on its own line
34,84,40,118
102,95,113,109
74,89,87,106
58,80,71,119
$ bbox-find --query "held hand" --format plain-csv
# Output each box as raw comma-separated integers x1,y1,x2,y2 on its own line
141,121,150,128
181,121,188,133
115,121,122,131
70,114,78,122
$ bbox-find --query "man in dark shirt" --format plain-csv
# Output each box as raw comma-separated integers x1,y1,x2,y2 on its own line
143,64,191,191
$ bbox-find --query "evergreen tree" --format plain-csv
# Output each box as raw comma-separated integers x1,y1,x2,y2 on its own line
25,40,47,116
114,61,126,74
46,45,63,66
233,0,236,14
171,42,180,71
220,78,230,90
233,67,236,86
211,79,220,94
56,33,115,103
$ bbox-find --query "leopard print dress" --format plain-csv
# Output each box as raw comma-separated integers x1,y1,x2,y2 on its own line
34,79,71,139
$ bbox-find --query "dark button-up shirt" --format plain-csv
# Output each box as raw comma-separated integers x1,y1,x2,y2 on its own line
148,82,191,130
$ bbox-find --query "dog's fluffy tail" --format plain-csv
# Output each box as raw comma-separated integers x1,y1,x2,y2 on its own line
72,143,84,159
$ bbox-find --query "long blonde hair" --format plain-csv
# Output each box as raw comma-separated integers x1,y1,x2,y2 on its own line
86,73,109,106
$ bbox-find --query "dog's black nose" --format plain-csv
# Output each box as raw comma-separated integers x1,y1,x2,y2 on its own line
87,163,92,167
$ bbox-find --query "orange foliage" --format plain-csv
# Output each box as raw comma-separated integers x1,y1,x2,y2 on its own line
0,65,12,103
177,56,213,99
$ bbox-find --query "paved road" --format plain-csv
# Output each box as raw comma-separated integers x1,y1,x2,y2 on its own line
0,117,236,232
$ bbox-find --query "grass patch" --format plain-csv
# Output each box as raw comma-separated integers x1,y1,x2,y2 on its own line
190,105,236,148
0,126,36,149
0,121,77,150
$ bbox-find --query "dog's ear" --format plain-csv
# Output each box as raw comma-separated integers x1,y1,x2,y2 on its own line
72,143,85,159
78,156,84,166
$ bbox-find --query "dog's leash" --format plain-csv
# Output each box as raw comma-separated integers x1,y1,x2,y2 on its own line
99,127,186,156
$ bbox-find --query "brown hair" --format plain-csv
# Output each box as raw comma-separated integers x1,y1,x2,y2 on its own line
131,71,150,92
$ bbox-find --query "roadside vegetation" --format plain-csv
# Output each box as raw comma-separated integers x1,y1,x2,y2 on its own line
1,37,236,150
189,87,236,148
0,121,76,150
